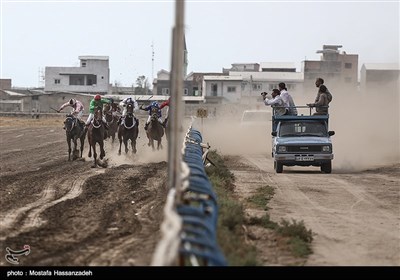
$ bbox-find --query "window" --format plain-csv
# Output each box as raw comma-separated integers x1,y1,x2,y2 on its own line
252,84,262,90
211,83,218,96
162,88,170,95
184,88,188,96
193,86,199,96
32,96,39,100
81,60,87,67
269,84,279,90
345,63,352,69
54,79,60,84
69,75,85,85
227,86,236,93
86,75,97,86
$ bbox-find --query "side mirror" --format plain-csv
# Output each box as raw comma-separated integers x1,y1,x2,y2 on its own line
271,131,277,136
328,131,335,136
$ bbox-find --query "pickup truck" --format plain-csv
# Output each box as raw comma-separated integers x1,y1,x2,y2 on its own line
271,109,335,173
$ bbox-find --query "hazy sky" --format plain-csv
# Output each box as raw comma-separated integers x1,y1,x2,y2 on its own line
1,0,399,87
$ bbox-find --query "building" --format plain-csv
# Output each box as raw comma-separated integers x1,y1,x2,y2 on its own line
302,45,358,94
360,63,400,94
45,56,110,94
0,79,12,90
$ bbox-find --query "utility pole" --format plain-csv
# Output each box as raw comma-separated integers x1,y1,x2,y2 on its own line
151,42,155,82
167,0,185,192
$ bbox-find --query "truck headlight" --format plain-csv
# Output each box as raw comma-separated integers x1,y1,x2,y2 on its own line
278,146,287,152
322,145,330,152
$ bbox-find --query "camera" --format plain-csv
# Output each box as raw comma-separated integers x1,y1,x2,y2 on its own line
261,92,267,96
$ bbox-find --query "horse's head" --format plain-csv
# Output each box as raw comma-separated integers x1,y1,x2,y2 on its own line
103,103,111,112
64,114,75,132
150,106,159,115
93,106,103,124
126,103,134,117
150,112,159,122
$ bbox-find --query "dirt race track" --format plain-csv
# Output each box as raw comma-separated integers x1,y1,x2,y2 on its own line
1,116,399,266
0,117,168,266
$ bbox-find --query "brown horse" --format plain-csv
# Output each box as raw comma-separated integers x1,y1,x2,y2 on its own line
103,103,119,143
146,111,164,150
87,106,106,168
64,114,86,161
117,103,139,155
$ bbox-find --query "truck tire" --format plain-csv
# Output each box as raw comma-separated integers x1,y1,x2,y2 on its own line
321,161,332,174
275,161,283,173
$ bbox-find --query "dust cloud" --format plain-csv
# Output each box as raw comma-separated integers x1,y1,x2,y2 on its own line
198,80,400,172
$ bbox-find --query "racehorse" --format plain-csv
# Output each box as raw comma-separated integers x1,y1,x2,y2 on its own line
64,114,86,161
146,109,164,150
103,103,119,143
87,106,106,168
117,103,139,155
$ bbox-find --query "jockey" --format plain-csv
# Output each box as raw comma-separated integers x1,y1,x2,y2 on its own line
140,101,163,130
109,98,121,115
159,97,170,126
85,94,110,128
118,96,139,125
57,98,84,129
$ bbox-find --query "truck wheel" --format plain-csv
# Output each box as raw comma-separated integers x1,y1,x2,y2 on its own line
321,162,332,174
275,161,283,173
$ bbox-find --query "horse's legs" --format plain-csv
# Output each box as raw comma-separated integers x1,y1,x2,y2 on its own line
132,138,137,154
80,136,85,158
92,143,97,168
100,140,105,159
124,137,129,154
118,134,122,155
72,137,78,160
67,136,72,161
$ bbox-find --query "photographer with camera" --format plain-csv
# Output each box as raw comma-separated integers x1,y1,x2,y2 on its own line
261,89,287,116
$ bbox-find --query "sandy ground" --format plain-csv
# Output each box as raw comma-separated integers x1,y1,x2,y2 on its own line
0,117,169,266
199,110,400,266
1,116,399,266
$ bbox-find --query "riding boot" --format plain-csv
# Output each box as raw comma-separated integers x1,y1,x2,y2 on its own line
144,123,149,130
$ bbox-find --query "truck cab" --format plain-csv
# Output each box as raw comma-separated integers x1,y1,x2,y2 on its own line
271,108,335,173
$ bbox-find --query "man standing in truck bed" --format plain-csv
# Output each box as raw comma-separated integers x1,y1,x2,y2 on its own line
307,85,331,115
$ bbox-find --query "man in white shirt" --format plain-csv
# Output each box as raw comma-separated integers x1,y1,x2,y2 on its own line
262,89,287,116
278,82,297,115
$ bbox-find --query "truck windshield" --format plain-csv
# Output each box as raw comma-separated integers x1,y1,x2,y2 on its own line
279,121,327,137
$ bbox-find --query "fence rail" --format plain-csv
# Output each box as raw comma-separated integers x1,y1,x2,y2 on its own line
151,120,227,266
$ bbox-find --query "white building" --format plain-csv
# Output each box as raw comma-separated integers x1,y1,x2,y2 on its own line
45,56,110,94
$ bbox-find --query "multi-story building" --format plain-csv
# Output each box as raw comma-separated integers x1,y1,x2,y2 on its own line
360,63,400,94
45,56,110,94
302,45,358,94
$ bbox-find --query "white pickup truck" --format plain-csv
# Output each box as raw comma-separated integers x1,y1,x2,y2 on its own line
271,111,335,173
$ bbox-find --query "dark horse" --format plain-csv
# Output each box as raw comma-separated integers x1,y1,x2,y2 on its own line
64,114,86,161
87,106,106,168
104,103,119,143
146,110,164,150
117,103,139,155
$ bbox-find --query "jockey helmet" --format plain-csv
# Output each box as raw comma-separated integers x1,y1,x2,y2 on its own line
108,97,114,103
94,94,101,101
151,101,159,108
69,98,76,105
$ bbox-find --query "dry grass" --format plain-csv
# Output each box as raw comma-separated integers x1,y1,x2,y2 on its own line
0,116,64,127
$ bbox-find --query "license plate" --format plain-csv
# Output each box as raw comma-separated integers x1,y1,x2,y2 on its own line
295,156,314,161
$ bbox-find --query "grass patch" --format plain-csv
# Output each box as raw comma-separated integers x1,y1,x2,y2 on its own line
277,219,313,258
206,150,259,266
247,186,275,210
206,150,313,263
